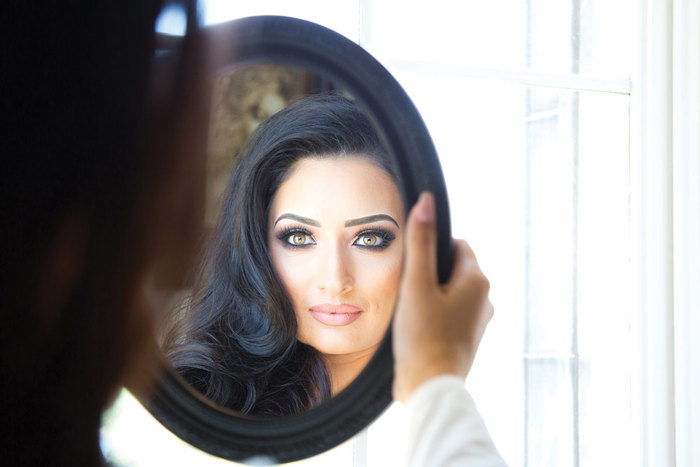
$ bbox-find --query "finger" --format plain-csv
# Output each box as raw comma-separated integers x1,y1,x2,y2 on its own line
402,192,438,287
484,298,495,322
446,239,490,297
472,298,495,351
455,238,478,266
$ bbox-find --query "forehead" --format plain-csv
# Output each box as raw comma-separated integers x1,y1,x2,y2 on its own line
268,157,403,224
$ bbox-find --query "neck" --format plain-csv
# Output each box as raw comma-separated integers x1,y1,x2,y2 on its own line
323,344,379,395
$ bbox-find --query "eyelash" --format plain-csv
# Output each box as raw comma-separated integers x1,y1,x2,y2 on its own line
274,226,396,250
276,225,315,249
352,228,395,250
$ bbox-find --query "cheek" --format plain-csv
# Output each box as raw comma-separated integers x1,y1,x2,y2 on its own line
268,246,309,304
269,249,316,344
358,250,403,303
386,253,403,298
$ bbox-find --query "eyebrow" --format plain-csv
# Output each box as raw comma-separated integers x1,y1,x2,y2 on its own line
274,213,400,229
345,214,399,228
274,213,321,227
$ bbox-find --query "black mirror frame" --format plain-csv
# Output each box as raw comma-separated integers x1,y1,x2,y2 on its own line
142,15,452,463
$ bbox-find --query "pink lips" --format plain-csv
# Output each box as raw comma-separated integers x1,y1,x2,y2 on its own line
309,304,363,326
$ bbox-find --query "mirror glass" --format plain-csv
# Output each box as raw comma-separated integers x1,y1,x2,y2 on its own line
159,63,405,417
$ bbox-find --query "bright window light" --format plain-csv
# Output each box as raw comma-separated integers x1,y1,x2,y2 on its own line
155,4,187,36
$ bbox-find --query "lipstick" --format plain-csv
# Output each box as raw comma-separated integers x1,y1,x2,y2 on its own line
309,304,363,326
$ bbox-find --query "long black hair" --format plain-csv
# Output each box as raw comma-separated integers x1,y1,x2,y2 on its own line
164,93,396,417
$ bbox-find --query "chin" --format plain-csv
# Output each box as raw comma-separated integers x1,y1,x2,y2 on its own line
309,341,360,356
305,335,380,357
298,324,383,357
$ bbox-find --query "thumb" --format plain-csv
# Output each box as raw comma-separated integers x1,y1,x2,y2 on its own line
402,192,438,288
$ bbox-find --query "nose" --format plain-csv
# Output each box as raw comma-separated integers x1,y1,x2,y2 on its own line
316,243,354,296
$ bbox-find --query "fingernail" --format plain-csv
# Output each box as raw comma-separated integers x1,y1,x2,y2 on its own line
415,192,434,223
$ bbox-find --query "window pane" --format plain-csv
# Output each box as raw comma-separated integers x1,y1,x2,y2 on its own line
527,0,635,77
525,357,576,466
576,90,633,467
365,0,634,79
525,89,577,354
200,0,361,43
390,66,632,465
365,1,527,70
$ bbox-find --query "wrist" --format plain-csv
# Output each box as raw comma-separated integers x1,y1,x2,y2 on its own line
393,359,466,404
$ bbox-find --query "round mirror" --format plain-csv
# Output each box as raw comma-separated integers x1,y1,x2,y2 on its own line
142,15,452,463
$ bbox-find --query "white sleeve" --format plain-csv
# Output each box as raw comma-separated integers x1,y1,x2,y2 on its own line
406,375,507,467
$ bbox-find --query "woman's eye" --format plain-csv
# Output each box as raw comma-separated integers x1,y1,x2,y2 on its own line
356,234,381,247
353,231,393,248
286,232,314,246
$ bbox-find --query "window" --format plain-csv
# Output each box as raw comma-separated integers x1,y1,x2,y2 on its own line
101,1,700,466
362,2,635,465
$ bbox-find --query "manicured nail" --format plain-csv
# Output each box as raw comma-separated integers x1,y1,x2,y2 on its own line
415,192,434,223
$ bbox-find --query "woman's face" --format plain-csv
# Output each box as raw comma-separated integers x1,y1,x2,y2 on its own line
267,156,404,359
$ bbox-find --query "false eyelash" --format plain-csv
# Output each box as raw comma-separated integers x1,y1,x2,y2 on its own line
275,225,315,249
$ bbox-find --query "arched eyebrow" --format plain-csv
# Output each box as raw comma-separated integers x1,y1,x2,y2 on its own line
345,214,399,228
273,213,321,227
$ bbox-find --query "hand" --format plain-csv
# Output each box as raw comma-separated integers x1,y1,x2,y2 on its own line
392,192,494,404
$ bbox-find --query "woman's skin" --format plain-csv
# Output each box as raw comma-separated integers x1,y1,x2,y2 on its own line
268,156,404,394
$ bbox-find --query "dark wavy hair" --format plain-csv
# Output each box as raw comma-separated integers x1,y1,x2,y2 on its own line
164,93,397,417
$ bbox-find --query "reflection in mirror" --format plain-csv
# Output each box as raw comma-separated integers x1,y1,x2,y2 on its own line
160,65,404,417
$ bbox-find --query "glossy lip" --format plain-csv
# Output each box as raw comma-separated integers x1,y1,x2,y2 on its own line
308,304,363,326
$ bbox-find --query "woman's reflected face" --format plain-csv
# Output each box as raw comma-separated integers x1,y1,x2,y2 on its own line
268,156,403,359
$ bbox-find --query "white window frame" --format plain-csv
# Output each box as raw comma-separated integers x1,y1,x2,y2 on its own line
671,0,700,465
631,1,699,466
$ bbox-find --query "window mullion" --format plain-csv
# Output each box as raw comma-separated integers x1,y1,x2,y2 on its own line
672,1,700,466
630,0,676,466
